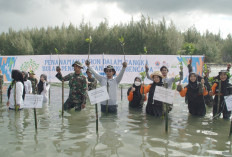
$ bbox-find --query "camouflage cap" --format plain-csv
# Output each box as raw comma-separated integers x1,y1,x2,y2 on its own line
72,61,83,68
28,70,35,75
86,68,92,74
104,65,116,75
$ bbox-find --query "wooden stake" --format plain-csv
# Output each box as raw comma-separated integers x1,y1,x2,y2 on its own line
62,80,64,117
121,85,123,101
217,80,221,116
95,104,98,133
34,108,37,130
164,82,168,132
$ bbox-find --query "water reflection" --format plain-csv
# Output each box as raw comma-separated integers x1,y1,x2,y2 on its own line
92,114,123,156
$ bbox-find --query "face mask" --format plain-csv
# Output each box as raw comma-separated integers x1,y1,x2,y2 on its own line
134,81,141,86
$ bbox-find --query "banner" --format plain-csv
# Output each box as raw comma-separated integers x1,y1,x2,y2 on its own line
0,54,204,84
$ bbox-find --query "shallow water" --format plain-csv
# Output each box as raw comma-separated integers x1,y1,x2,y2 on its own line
1,66,232,157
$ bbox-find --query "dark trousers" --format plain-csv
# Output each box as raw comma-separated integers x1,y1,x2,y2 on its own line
101,104,117,113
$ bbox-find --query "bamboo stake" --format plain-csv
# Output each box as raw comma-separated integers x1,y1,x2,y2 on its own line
14,83,17,111
164,81,168,132
95,103,98,133
62,80,64,117
217,80,222,116
34,108,37,130
121,85,123,101
229,118,232,136
106,80,109,114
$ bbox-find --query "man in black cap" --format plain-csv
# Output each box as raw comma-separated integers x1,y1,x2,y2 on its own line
85,60,127,113
56,61,87,111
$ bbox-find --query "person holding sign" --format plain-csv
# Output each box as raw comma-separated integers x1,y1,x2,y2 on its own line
6,70,25,110
85,60,127,113
127,77,147,108
56,61,87,111
141,71,164,117
209,70,232,119
37,74,50,102
86,68,97,91
146,65,182,89
177,73,208,116
22,71,32,94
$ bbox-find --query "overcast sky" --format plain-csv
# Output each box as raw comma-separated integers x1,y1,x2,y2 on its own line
1,0,232,38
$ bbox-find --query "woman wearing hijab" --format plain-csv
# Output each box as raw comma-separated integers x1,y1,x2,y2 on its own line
22,71,32,94
127,77,147,108
7,70,25,110
37,74,50,102
209,70,232,119
177,72,208,116
141,71,164,116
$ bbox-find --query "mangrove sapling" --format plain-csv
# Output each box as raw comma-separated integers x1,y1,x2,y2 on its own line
119,36,126,61
85,36,92,60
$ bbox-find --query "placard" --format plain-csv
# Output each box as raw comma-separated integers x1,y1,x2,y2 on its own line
153,86,175,104
224,95,232,111
87,86,109,105
24,94,43,108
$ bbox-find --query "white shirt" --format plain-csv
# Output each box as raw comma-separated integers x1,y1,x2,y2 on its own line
88,66,126,105
8,82,24,109
40,83,50,102
24,80,32,94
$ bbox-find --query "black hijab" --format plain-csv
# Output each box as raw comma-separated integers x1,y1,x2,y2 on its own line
22,71,28,81
7,69,25,99
188,72,198,89
38,74,48,94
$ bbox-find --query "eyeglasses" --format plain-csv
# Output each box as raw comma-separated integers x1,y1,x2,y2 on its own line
106,70,112,73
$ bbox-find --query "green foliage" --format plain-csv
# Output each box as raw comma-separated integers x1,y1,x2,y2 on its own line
144,46,147,54
54,48,59,54
208,77,216,86
172,75,180,90
85,36,92,43
0,16,229,63
139,71,146,81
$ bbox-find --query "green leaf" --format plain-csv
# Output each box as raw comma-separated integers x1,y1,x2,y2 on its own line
54,48,59,54
119,36,125,46
139,71,146,81
144,46,147,54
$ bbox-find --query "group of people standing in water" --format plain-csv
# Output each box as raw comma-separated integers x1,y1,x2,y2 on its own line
2,58,232,120
5,70,50,110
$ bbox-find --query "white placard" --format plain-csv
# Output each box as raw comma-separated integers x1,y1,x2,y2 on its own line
24,94,43,108
153,86,175,104
87,86,109,105
224,95,232,111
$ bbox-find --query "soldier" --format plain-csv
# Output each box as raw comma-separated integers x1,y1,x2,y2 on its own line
56,61,87,111
28,70,38,94
86,68,97,91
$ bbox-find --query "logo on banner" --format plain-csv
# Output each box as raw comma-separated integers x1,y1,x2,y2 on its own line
155,61,160,66
20,59,39,72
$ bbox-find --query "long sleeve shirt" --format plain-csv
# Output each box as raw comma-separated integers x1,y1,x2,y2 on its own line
88,66,126,105
24,80,32,94
56,72,87,104
9,82,24,109
179,86,208,97
40,82,50,102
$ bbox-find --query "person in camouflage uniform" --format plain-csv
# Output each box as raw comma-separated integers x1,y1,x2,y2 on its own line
86,68,97,91
28,70,38,94
56,61,87,111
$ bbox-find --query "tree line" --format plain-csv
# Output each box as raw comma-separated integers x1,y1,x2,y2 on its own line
0,16,231,63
